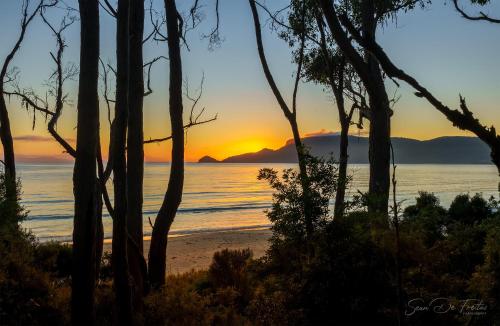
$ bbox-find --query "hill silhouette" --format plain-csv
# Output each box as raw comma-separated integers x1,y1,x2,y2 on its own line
199,135,492,164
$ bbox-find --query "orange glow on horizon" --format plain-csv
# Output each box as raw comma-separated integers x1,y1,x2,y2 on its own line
1,126,484,164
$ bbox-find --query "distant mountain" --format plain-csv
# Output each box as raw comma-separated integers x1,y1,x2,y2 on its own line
198,135,492,164
198,155,220,163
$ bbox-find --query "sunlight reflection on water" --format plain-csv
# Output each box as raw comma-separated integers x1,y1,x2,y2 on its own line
18,163,498,241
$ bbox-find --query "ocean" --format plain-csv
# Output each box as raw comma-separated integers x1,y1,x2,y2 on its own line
18,163,499,242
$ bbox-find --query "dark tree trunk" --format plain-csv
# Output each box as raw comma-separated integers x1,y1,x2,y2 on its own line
0,1,42,200
0,95,15,199
96,193,104,280
333,3,500,199
128,0,148,314
318,0,390,216
289,120,313,236
315,13,350,218
148,0,185,288
112,0,134,322
361,0,391,216
335,118,349,218
72,1,100,323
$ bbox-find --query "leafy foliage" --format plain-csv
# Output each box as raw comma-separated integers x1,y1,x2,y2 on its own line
258,155,338,248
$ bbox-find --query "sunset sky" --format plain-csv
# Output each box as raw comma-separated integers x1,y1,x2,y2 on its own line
1,0,499,162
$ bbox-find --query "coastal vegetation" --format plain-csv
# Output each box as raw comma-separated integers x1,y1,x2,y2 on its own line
2,168,500,324
1,0,499,324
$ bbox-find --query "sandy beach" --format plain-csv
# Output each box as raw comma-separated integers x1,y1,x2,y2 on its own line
103,228,271,274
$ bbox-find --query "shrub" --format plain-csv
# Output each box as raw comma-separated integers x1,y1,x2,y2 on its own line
0,173,66,325
402,192,447,246
209,248,253,289
258,154,338,255
34,242,72,278
144,271,214,326
449,193,492,225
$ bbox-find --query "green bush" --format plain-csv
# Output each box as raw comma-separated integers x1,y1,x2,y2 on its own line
0,173,67,325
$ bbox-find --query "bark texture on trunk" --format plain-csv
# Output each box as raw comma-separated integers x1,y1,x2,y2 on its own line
362,0,390,216
148,0,185,288
72,1,100,323
128,0,148,314
112,0,134,322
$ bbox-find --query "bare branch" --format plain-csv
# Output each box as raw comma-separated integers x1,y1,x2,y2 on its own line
145,73,217,145
292,6,307,116
452,0,500,23
255,1,321,47
1,0,58,82
148,2,168,42
202,0,222,50
337,11,500,168
41,10,77,157
143,115,217,145
4,89,53,117
99,0,117,18
99,58,114,125
143,56,168,96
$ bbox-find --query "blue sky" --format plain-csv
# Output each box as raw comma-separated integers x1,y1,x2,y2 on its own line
0,0,499,162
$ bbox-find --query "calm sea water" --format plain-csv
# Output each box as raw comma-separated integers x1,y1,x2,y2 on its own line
18,163,499,242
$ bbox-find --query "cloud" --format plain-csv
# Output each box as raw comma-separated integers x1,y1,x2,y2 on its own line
16,154,73,163
14,135,75,143
304,129,370,138
305,129,339,138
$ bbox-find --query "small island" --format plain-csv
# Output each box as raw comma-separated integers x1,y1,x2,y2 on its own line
198,155,220,163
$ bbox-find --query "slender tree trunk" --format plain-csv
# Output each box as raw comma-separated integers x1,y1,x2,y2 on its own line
0,95,16,199
128,0,147,315
315,14,350,218
148,0,185,288
248,0,313,238
335,119,349,218
289,120,313,236
362,2,391,216
112,0,134,322
96,194,104,280
72,1,100,323
317,0,391,216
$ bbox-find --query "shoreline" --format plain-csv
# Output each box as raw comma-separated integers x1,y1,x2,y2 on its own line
102,228,272,274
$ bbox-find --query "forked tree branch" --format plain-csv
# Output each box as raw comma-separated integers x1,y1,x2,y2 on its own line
452,0,500,23
99,0,117,18
144,74,217,144
1,0,58,83
6,8,77,157
337,11,500,168
143,56,168,96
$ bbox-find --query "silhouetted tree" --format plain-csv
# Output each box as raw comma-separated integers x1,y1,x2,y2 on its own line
335,8,500,195
453,0,500,23
257,1,370,218
249,0,315,238
316,0,424,216
148,0,186,288
110,0,134,322
72,0,100,323
7,1,103,323
0,0,53,200
128,0,148,310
